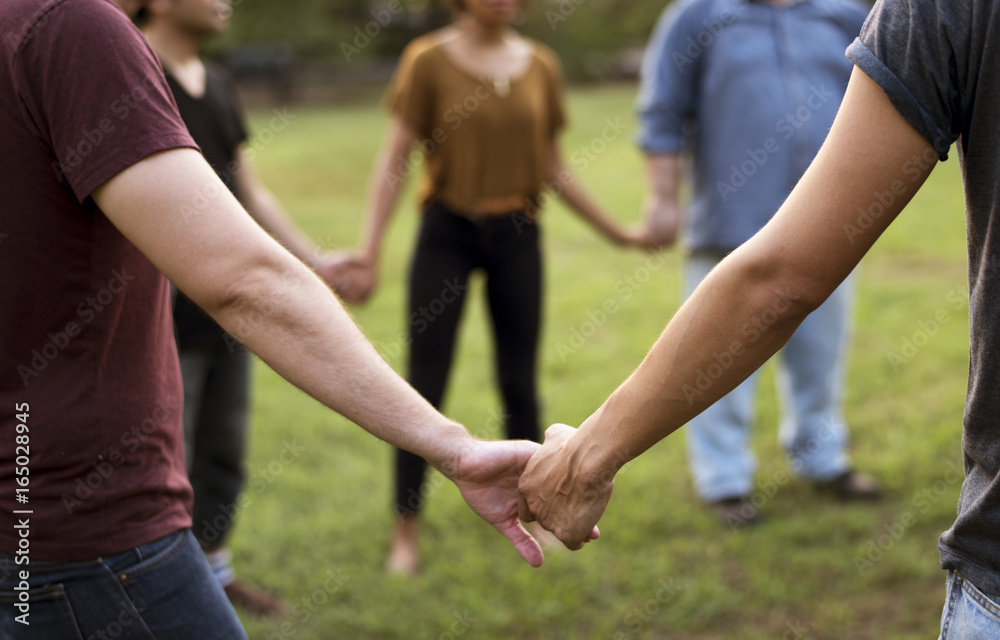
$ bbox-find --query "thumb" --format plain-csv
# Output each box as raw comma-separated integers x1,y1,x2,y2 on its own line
543,423,577,444
497,518,544,568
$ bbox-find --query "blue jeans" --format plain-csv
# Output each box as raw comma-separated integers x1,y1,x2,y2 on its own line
939,572,1000,639
683,251,852,501
0,529,247,639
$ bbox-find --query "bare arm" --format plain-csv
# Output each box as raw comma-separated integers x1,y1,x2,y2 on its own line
549,139,651,248
334,117,417,303
91,148,547,565
232,146,323,267
642,153,682,247
520,67,940,546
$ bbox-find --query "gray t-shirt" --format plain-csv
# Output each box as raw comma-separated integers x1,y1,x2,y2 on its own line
848,0,1000,599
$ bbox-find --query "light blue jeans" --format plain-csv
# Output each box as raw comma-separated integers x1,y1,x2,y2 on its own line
939,572,1000,639
683,251,852,502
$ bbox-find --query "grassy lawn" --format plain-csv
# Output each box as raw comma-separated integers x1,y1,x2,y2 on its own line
233,84,968,639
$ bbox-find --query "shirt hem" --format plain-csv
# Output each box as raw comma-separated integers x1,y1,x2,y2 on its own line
940,543,1000,602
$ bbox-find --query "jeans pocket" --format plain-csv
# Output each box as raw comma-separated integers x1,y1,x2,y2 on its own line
942,573,1000,639
106,530,246,639
0,583,85,640
111,530,188,584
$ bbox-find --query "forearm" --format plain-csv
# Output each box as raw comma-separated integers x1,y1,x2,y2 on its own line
359,159,404,264
214,252,471,474
645,153,681,204
93,148,471,475
360,118,414,264
571,244,812,477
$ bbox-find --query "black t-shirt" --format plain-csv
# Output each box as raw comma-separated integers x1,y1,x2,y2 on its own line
166,62,248,351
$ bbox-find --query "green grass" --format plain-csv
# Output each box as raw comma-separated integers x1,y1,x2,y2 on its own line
233,84,969,639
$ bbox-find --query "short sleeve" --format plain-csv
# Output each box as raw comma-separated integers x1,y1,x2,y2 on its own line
635,0,705,153
384,40,437,139
846,0,966,160
11,0,196,202
534,44,567,136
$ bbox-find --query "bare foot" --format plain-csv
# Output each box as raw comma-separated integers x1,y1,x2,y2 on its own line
386,514,420,576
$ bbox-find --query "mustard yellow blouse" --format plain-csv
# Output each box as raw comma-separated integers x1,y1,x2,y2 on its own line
385,34,567,216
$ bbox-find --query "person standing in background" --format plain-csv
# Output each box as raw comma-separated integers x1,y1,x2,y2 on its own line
139,0,361,615
637,0,879,525
334,0,655,574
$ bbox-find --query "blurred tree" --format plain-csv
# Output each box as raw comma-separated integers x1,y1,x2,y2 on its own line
208,0,666,81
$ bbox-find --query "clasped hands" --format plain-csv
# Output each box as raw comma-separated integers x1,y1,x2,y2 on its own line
435,423,616,568
314,250,378,303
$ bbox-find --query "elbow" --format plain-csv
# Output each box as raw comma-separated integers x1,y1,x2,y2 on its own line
727,242,836,326
196,249,299,330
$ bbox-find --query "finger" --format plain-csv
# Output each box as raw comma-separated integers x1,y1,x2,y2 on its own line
497,518,544,568
558,534,585,551
587,525,600,541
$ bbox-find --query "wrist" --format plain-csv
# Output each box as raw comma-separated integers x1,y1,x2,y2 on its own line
425,420,476,481
359,246,379,267
607,226,629,246
572,411,630,489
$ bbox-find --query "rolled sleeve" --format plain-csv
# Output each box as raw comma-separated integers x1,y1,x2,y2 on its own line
847,39,953,160
636,0,704,154
845,0,964,161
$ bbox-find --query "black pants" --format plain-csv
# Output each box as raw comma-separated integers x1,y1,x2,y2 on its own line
394,202,542,516
178,339,250,548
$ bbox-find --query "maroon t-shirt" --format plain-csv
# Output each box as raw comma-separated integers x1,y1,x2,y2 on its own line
0,0,197,559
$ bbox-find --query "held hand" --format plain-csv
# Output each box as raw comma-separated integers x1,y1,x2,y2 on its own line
642,196,682,248
619,226,667,251
449,439,546,567
518,424,608,550
317,251,378,304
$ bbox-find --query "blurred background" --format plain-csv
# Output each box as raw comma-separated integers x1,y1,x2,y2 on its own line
203,0,659,105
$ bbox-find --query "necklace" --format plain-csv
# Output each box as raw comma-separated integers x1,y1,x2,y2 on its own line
493,75,510,98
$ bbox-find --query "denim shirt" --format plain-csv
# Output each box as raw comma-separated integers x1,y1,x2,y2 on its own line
637,0,869,251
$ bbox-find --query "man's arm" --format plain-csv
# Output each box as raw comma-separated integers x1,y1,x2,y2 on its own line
91,147,548,566
642,153,683,247
519,67,940,547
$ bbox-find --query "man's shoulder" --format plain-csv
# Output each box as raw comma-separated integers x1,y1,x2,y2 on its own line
2,0,131,57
